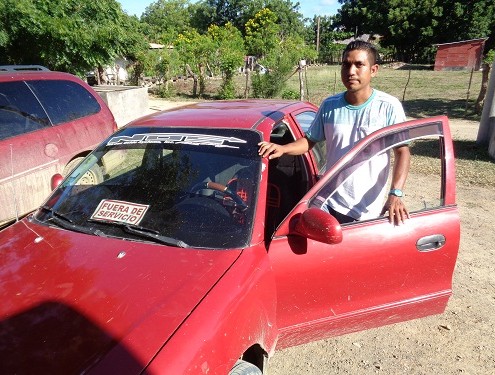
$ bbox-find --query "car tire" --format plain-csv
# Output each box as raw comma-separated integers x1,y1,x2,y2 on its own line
229,360,262,375
63,157,103,185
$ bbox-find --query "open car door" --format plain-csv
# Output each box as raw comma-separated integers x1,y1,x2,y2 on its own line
267,116,460,349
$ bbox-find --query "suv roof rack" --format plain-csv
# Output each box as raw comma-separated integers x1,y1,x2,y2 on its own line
0,65,50,72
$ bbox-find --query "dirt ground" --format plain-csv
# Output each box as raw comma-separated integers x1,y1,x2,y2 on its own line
148,100,495,375
269,118,495,375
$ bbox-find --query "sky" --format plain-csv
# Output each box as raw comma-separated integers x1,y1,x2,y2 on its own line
118,0,341,19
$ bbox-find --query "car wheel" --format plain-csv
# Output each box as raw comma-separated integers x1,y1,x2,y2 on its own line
229,360,262,375
63,157,103,185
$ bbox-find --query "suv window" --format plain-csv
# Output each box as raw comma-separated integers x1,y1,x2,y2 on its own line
27,80,101,125
0,81,50,140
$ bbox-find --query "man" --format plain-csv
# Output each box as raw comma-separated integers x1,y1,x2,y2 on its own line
258,40,410,225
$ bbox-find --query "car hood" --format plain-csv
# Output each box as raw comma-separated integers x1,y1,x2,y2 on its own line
0,219,241,374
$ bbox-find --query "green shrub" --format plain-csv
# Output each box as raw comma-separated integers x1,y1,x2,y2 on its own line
282,90,299,100
157,83,175,98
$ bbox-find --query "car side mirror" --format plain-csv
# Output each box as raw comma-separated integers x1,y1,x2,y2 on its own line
51,173,64,190
293,207,343,244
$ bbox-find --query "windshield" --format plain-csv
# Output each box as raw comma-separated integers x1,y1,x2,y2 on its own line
35,127,262,249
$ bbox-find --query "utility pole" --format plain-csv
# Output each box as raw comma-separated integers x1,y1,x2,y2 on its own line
316,16,320,54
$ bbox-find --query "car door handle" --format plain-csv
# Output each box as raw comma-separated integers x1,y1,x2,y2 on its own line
416,234,446,252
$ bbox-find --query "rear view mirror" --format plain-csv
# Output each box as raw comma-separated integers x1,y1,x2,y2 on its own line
51,173,64,190
294,207,343,244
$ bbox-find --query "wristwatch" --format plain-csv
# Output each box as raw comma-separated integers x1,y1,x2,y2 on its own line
389,188,404,197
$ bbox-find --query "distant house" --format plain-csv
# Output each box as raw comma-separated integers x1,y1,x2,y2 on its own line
434,38,487,71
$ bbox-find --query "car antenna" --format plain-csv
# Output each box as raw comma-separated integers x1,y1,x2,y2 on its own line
10,144,19,222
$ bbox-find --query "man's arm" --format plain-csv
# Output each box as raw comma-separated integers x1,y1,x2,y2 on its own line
381,145,410,225
258,136,315,159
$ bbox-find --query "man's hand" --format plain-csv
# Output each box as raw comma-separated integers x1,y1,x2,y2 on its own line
381,195,409,225
258,141,285,159
258,137,313,159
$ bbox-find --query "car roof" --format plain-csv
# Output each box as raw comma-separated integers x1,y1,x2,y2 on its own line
0,65,50,72
129,100,315,134
0,70,82,82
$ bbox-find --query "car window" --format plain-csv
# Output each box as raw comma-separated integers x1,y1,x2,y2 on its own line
0,81,50,140
294,111,315,132
310,121,446,223
266,121,312,235
27,80,101,125
36,128,261,249
294,110,326,172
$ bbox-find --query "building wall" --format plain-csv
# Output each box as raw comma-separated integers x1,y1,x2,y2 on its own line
434,39,486,71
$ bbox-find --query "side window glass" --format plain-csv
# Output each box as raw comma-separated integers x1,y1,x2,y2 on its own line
309,122,445,223
28,80,101,125
401,137,443,211
294,110,326,172
266,121,309,236
0,81,50,140
294,111,315,132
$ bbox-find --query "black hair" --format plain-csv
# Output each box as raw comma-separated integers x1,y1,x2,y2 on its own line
342,41,379,65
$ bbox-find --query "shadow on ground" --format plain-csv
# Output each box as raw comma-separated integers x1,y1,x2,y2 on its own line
411,139,493,163
403,99,481,121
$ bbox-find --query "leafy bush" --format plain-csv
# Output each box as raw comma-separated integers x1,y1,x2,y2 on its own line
282,90,299,100
156,83,176,98
484,49,495,65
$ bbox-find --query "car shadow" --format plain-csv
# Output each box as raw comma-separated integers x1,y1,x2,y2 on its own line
0,301,143,373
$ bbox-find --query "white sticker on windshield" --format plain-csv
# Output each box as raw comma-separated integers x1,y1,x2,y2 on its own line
91,199,149,225
107,133,247,149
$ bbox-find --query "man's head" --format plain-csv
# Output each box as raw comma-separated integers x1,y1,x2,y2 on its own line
342,40,379,66
341,41,379,101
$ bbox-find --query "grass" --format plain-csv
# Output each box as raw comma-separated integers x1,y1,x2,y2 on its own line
287,65,493,189
164,64,494,188
285,65,484,120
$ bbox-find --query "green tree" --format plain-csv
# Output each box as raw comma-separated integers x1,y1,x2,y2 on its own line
263,0,305,37
337,0,442,62
0,0,147,75
245,8,280,57
140,0,194,45
337,0,495,63
208,23,246,99
246,9,315,97
174,30,215,96
191,0,304,37
305,15,353,63
0,0,147,76
435,0,495,52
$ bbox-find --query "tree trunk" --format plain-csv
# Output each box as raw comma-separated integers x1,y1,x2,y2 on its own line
244,68,250,98
185,64,198,97
475,63,490,114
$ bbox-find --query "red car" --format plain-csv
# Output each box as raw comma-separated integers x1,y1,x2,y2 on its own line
0,70,117,227
0,100,459,374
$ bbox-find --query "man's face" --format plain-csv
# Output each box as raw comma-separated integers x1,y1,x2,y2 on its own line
341,49,378,93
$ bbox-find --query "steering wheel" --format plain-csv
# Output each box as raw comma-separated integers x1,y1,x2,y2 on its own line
189,181,248,211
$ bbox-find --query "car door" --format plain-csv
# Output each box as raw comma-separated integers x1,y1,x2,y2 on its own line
0,77,112,225
0,80,58,224
267,116,460,349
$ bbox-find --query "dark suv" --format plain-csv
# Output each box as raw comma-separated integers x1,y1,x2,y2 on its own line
0,70,117,226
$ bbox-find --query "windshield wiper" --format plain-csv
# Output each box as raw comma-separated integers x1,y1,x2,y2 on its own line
40,206,106,237
88,219,189,248
41,205,74,223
